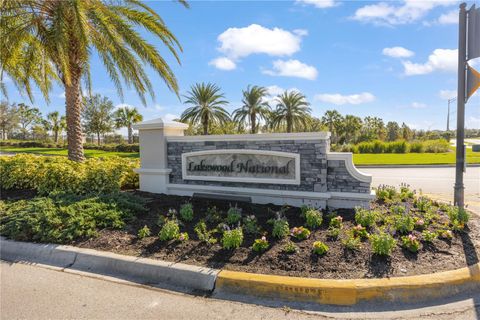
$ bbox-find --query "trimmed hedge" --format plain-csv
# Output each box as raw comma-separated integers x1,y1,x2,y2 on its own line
0,140,139,153
0,154,139,194
333,139,450,154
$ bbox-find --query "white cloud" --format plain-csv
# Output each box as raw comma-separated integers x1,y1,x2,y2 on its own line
382,46,414,58
209,57,236,71
266,85,285,97
439,89,456,100
114,103,135,110
57,92,66,99
164,113,180,122
353,1,456,26
293,29,309,37
295,0,338,9
217,24,305,60
314,92,376,105
410,102,427,109
262,59,318,80
466,116,480,128
438,9,457,24
403,48,457,76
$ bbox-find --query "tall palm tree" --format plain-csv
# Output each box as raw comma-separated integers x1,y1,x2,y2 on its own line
114,106,143,144
1,0,187,161
341,115,362,144
46,111,66,143
232,86,270,134
321,110,343,144
270,91,311,133
181,83,230,135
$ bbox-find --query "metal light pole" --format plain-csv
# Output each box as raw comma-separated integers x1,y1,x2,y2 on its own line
454,3,467,208
447,97,456,131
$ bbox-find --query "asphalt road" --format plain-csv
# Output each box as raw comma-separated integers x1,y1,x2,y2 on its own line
1,262,479,320
361,167,480,214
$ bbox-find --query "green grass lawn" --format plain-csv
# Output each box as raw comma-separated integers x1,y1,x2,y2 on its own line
0,147,139,158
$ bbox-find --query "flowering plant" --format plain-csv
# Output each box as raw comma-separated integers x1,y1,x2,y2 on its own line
312,241,329,255
352,224,368,239
414,218,425,230
252,236,269,252
178,232,189,241
401,234,420,253
329,216,343,228
290,226,311,240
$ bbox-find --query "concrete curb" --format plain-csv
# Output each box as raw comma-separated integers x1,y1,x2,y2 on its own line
215,265,480,305
0,237,218,292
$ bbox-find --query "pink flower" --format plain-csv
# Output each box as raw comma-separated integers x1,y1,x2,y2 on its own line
261,236,266,241
408,234,417,241
416,219,425,226
179,233,185,241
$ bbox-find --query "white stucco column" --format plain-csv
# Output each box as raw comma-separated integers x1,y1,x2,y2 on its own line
133,118,188,194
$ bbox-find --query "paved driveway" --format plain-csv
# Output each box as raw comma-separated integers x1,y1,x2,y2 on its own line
361,167,480,214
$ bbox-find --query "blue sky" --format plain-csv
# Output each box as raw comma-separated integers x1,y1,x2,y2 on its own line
3,0,480,133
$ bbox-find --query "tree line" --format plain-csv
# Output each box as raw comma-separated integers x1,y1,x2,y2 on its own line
0,95,142,145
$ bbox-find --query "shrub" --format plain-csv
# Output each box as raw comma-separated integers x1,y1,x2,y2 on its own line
409,141,424,153
422,230,437,242
178,232,189,241
327,227,341,239
399,184,415,201
423,139,450,153
243,215,259,235
271,213,290,239
447,206,470,228
414,218,426,230
137,225,151,239
384,140,408,153
438,229,453,239
352,224,369,239
226,205,242,225
376,185,397,201
401,234,421,253
312,241,329,255
370,232,397,256
194,220,217,244
205,206,222,224
354,208,378,228
252,236,269,252
414,197,432,212
179,203,194,222
282,241,298,254
329,216,343,229
342,233,362,251
0,192,146,243
222,227,243,250
304,208,323,229
393,214,415,234
159,219,180,241
290,226,311,240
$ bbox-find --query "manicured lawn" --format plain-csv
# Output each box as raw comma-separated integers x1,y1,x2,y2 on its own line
354,148,480,165
0,147,139,158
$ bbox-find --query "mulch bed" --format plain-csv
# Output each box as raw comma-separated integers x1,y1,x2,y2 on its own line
2,188,478,279
68,191,479,280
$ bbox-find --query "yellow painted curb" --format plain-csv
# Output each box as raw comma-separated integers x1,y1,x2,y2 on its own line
215,263,480,305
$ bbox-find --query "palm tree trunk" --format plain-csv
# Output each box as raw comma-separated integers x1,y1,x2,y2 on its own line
203,115,209,135
128,124,133,144
65,75,85,162
251,113,256,134
97,132,101,145
54,130,59,143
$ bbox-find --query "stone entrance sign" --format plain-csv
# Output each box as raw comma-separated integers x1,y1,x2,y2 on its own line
134,118,375,208
182,150,300,185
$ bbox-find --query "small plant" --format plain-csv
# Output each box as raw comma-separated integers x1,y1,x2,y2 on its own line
205,206,222,224
226,205,242,225
312,241,329,255
393,214,414,234
414,197,432,212
370,232,397,256
438,229,454,240
391,205,406,215
159,219,180,241
252,236,269,252
447,206,470,228
194,220,217,244
156,215,166,227
304,208,323,229
329,216,343,229
290,226,311,240
137,225,151,239
222,227,244,250
179,203,194,222
399,183,415,201
401,234,421,253
271,212,290,239
422,230,437,242
352,224,368,239
243,215,260,235
376,185,397,201
342,232,362,251
178,232,189,242
282,241,298,254
354,207,378,228
327,227,341,239
414,218,426,230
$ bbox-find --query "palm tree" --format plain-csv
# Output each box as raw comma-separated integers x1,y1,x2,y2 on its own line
321,110,343,144
341,115,362,144
46,111,66,143
270,91,311,133
114,106,143,144
1,1,187,161
181,83,230,135
232,86,270,134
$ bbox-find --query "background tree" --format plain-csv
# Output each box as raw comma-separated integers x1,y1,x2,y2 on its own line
46,111,66,143
321,110,343,144
341,115,362,144
386,121,401,141
82,94,114,145
181,83,230,135
1,0,187,161
270,91,311,133
17,103,41,139
401,123,413,141
361,116,385,141
114,106,143,144
232,86,270,134
0,101,19,140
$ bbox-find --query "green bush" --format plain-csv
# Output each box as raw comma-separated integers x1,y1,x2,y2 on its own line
271,214,290,239
252,236,269,252
226,205,242,225
304,208,323,229
312,241,329,255
137,225,151,239
342,232,362,251
370,232,397,256
409,141,424,153
243,215,259,235
357,140,385,153
0,192,146,243
423,139,450,153
401,234,421,253
290,226,311,240
393,213,415,234
159,219,180,241
421,230,437,242
282,241,298,254
0,140,139,152
222,227,243,250
194,220,217,244
179,203,194,222
0,154,139,194
384,140,408,153
354,207,378,228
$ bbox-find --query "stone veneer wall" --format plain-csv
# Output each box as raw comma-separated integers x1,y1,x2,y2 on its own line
167,139,328,192
327,160,371,193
